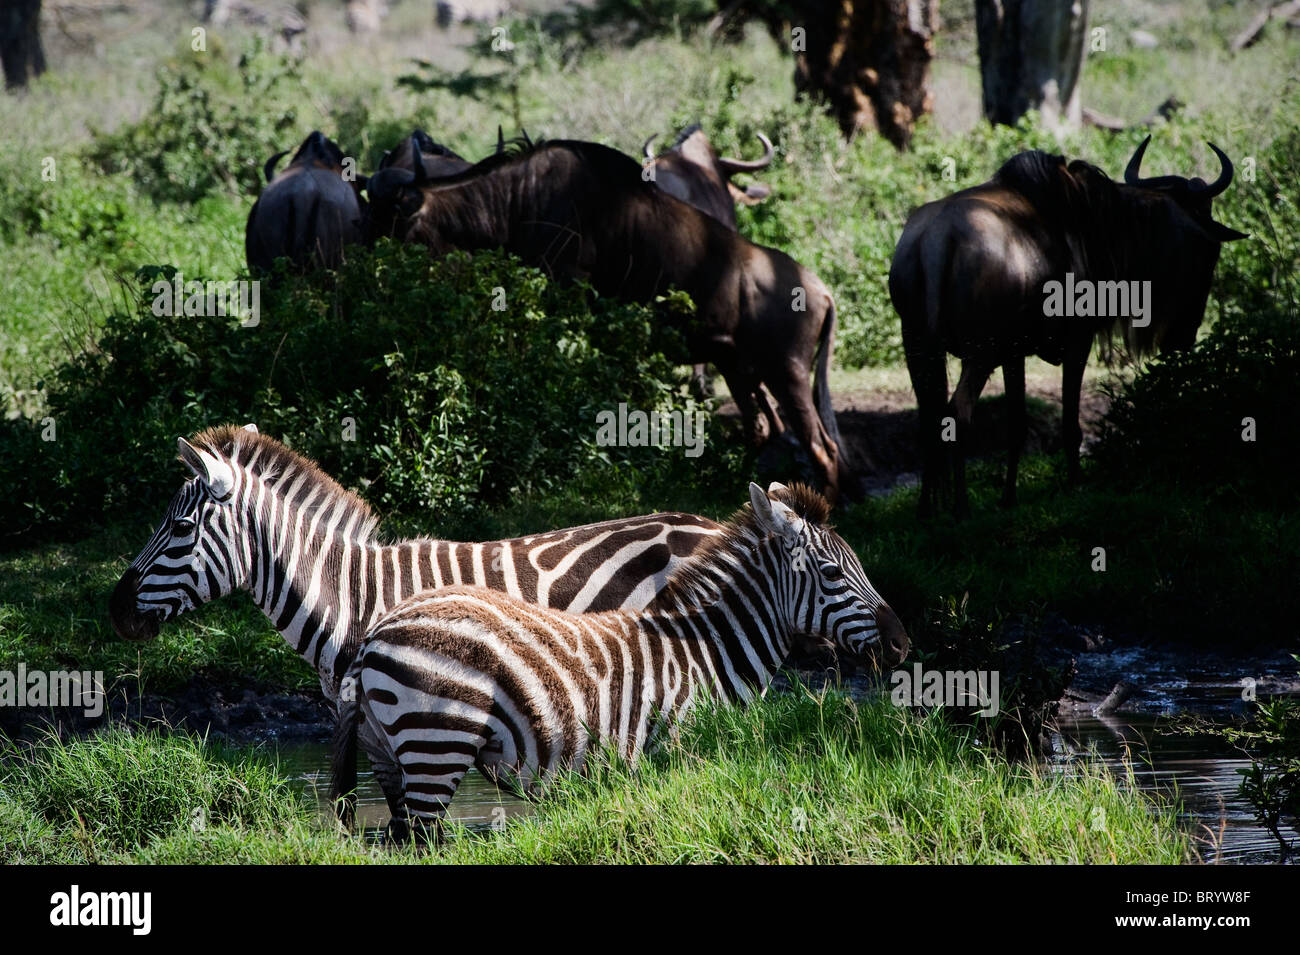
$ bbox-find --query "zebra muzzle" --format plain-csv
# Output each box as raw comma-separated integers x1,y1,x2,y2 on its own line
109,568,163,641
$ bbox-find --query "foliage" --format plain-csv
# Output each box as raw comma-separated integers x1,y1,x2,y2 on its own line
84,39,303,203
908,593,1077,758
0,243,738,544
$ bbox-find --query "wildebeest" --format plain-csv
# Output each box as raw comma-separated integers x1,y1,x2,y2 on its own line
377,128,472,179
367,137,848,498
642,125,774,229
890,137,1247,517
245,131,367,272
644,125,776,405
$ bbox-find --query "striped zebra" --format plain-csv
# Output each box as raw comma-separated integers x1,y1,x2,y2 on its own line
109,424,724,702
109,424,724,821
333,481,909,843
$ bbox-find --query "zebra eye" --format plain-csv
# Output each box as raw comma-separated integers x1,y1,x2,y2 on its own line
821,564,844,581
171,518,196,538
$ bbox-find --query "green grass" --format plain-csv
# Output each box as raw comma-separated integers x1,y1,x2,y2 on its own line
0,690,1192,864
0,725,305,864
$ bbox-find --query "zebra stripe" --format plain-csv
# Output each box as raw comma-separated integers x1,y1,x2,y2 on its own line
110,424,723,706
337,481,910,835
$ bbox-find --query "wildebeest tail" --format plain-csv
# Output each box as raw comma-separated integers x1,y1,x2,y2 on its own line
330,662,362,832
814,298,845,460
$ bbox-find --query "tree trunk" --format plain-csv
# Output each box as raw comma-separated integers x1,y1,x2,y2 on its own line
791,0,940,149
1,0,46,91
975,0,1088,130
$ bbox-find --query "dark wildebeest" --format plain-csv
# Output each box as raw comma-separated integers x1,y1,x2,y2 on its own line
245,131,367,272
367,137,847,499
643,125,776,405
891,137,1247,518
642,125,775,229
378,128,472,179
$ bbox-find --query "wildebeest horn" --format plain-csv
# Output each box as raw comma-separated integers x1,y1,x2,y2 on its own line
520,128,533,148
1123,135,1150,184
263,150,290,182
718,132,775,173
497,125,506,154
1190,142,1233,198
410,136,428,185
642,134,658,161
1123,135,1190,191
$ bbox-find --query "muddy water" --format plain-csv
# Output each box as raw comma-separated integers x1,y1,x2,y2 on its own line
276,744,531,833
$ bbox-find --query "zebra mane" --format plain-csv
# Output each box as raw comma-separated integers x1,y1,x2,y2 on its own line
658,483,831,604
183,425,381,542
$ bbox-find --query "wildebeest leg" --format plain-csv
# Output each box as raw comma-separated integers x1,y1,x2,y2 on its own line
754,384,785,437
950,358,995,518
1061,336,1093,483
1001,355,1026,508
768,361,840,502
689,363,716,399
904,347,949,518
715,359,768,447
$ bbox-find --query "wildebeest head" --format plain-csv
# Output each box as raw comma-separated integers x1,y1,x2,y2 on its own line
982,139,1248,356
246,131,367,272
378,128,472,180
1110,137,1246,350
642,124,774,229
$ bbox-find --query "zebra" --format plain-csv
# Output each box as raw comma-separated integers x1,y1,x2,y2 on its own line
108,424,723,816
333,480,910,843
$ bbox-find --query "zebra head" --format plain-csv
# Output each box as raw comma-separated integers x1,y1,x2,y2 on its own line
749,482,909,671
109,428,253,641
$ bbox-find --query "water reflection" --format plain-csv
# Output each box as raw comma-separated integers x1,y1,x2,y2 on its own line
1052,712,1292,864
276,742,532,833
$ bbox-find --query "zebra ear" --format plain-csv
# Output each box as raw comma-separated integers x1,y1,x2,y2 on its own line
242,423,258,433
750,482,803,540
177,437,235,500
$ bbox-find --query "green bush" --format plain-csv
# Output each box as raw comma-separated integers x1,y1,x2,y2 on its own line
85,39,302,203
0,243,738,544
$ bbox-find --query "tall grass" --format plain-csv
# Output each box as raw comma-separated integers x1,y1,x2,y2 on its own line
0,690,1190,864
0,726,304,863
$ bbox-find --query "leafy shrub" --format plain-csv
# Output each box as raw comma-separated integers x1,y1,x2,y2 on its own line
0,243,738,544
85,39,302,203
907,594,1076,759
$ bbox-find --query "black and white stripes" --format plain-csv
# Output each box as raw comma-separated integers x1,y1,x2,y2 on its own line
110,424,723,705
334,481,909,838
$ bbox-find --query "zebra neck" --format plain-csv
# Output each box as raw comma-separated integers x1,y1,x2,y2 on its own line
652,535,796,701
243,492,394,697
